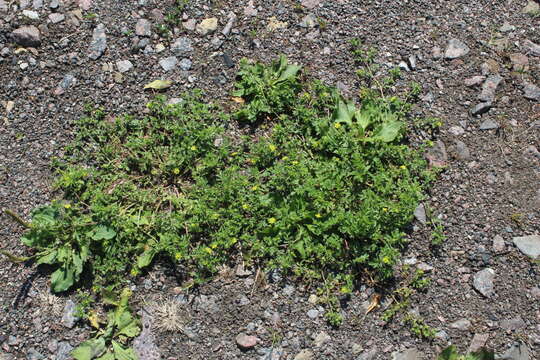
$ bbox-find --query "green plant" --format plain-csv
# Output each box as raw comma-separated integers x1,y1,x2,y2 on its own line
437,345,494,360
404,313,436,339
72,289,140,360
382,268,430,322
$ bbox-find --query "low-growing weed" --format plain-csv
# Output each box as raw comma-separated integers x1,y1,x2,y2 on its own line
437,345,494,360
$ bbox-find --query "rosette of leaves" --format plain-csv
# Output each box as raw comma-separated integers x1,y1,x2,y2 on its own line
437,346,494,360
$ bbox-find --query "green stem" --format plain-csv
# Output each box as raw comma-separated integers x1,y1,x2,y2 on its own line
0,249,30,263
3,209,31,228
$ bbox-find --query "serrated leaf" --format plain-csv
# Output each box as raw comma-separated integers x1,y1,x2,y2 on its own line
143,80,172,90
372,120,403,142
71,337,107,360
91,226,116,240
51,263,75,293
111,341,138,360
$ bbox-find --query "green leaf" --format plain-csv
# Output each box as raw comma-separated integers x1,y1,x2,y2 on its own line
437,346,458,360
51,263,75,293
470,349,495,360
96,351,115,360
111,340,138,360
136,250,155,269
72,337,107,360
31,206,58,226
332,100,355,125
354,109,371,130
36,250,58,265
91,226,117,241
372,120,403,142
276,64,301,83
143,80,173,90
115,311,140,338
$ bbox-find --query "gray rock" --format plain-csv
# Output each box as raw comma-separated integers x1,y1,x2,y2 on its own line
392,348,421,360
87,23,107,60
500,317,526,331
445,38,470,59
48,13,65,24
193,294,220,313
523,82,540,101
522,39,540,57
313,331,330,347
512,235,540,259
259,347,283,360
468,333,489,353
294,350,314,360
283,285,295,296
301,0,320,9
54,73,76,95
49,0,59,9
56,342,73,360
450,318,471,331
116,59,133,73
196,17,218,35
499,343,530,360
479,119,499,130
425,140,447,167
500,22,515,32
357,348,378,360
133,306,160,360
222,12,236,36
236,333,258,350
23,10,39,19
11,26,41,47
61,300,79,328
135,19,152,36
509,53,529,72
473,268,495,297
159,56,177,71
435,330,450,342
300,14,317,28
449,126,465,136
307,309,319,319
26,348,44,360
0,0,7,12
522,0,539,14
32,0,42,9
471,102,492,116
408,55,417,70
464,76,485,87
171,37,193,56
7,335,18,346
479,75,503,102
493,235,505,253
454,140,470,160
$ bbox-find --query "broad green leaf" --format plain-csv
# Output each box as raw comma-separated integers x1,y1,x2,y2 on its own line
372,120,403,142
36,250,58,265
136,250,155,269
115,312,140,338
354,109,371,130
91,226,116,240
276,64,301,83
111,341,138,360
72,251,84,277
51,263,75,293
332,100,354,125
96,351,115,360
143,80,172,90
71,337,107,360
31,206,58,226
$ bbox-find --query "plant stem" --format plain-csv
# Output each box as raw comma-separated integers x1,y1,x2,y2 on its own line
3,209,31,228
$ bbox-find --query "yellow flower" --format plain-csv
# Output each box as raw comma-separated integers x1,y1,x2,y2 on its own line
210,243,218,249
251,185,258,191
382,256,392,264
175,253,182,260
242,204,250,210
190,145,197,151
204,247,213,254
231,152,239,156
268,144,277,152
130,268,139,276
334,122,341,129
173,168,180,174
64,204,71,209
315,213,322,218
282,156,289,161
268,217,277,224
292,160,299,165
399,165,406,170
249,158,256,164
383,207,388,212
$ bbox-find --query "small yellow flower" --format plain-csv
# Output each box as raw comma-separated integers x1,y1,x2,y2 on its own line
400,165,406,170
315,213,322,218
190,145,197,151
64,204,71,209
204,247,213,254
249,158,256,164
282,156,289,161
175,252,182,260
251,185,258,191
268,144,277,152
334,122,342,129
383,207,388,212
382,256,392,264
231,152,239,156
292,160,299,165
151,169,158,175
210,243,218,249
268,217,277,224
173,168,180,174
130,268,139,276
242,204,250,210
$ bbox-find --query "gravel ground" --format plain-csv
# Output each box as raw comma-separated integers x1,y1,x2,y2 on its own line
1,0,539,359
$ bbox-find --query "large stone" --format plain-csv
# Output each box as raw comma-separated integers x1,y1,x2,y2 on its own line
61,300,79,328
512,235,540,259
500,343,530,360
159,56,177,71
135,18,152,36
522,40,540,57
425,140,447,167
478,75,503,102
445,38,470,59
171,37,193,56
87,23,107,60
473,268,495,297
196,17,218,35
523,83,540,101
471,102,492,116
235,333,258,350
392,348,421,360
11,26,41,47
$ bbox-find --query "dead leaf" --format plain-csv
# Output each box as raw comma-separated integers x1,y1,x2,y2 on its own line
231,97,245,104
88,310,101,329
365,293,381,314
144,79,173,90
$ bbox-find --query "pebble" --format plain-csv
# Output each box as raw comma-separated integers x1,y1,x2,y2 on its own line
48,13,65,24
49,0,59,9
300,14,317,28
512,235,540,259
357,348,378,360
196,17,218,35
11,26,41,47
492,235,505,253
26,348,44,360
435,330,450,342
61,299,79,328
171,37,193,56
500,343,530,360
159,56,177,71
468,333,489,353
294,349,314,360
454,140,470,160
267,17,288,31
301,0,320,9
464,76,485,87
449,126,465,136
244,0,258,16
222,12,236,36
392,348,420,360
116,59,133,73
87,23,107,60
450,318,471,331
523,82,540,101
473,268,495,297
32,0,42,8
509,53,529,72
478,75,502,102
236,333,258,350
522,39,540,57
479,119,499,130
306,309,319,319
471,102,492,116
444,38,470,59
500,22,515,32
23,9,39,19
179,58,192,71
135,18,152,36
313,331,330,347
54,73,76,95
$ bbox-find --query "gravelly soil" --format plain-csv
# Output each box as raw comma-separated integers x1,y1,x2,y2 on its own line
1,0,539,359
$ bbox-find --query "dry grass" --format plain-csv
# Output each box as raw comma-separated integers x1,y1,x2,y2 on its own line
36,289,63,317
149,297,190,333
